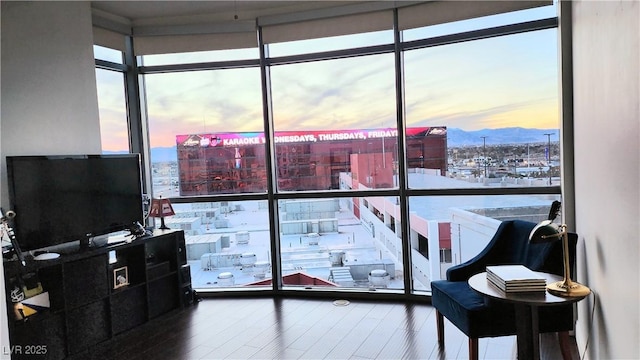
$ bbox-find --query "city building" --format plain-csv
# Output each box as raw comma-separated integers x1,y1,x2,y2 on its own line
176,127,447,194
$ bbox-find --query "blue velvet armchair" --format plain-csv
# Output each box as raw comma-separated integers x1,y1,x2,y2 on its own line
430,220,577,360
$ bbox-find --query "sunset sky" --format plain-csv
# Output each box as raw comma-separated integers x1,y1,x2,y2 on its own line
96,4,559,151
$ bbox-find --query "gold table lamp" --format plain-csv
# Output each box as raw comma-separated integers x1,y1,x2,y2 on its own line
529,220,590,297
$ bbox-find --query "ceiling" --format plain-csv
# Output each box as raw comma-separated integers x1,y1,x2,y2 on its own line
90,1,369,24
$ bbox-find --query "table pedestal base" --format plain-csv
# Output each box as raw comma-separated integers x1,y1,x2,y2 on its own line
514,304,540,360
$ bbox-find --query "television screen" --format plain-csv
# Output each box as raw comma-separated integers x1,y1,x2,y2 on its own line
6,154,144,252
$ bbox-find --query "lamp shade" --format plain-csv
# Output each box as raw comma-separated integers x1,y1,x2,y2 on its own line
528,220,562,244
149,197,175,218
149,197,174,230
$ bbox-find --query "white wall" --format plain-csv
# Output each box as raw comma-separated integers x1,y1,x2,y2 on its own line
572,1,640,359
1,2,101,357
1,1,101,202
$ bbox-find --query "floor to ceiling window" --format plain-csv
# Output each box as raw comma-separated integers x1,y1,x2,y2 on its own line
141,49,273,289
401,7,560,289
94,46,129,154
95,1,561,296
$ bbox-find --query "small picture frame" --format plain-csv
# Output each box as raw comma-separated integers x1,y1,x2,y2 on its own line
113,266,129,289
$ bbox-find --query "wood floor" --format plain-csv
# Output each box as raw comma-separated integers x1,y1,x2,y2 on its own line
93,297,577,360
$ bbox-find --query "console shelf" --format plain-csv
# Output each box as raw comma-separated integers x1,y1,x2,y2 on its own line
3,229,191,360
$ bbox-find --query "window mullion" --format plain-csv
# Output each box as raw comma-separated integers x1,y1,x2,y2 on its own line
258,26,284,292
124,36,151,200
393,9,414,297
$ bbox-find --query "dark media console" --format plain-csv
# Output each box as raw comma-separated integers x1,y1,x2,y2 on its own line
3,229,192,360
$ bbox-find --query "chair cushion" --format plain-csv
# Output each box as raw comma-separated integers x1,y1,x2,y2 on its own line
431,280,517,338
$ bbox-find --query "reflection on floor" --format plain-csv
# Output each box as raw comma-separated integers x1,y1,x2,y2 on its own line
99,297,576,360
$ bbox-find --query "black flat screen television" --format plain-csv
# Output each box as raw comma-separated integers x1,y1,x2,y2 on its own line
6,154,144,253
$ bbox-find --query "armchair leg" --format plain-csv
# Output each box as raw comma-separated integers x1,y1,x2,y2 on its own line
558,331,573,360
469,338,479,360
436,310,444,346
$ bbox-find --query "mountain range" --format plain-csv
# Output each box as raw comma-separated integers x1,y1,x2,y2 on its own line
446,127,559,147
115,127,559,162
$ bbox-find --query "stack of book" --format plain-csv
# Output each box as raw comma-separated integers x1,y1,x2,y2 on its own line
486,265,546,293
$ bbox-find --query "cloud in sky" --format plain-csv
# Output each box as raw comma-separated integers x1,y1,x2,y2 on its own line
270,53,397,131
96,69,129,151
97,21,559,151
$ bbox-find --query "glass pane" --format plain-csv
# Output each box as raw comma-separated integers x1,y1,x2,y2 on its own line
268,30,393,57
94,45,123,63
270,53,397,191
160,200,272,290
95,69,129,153
141,47,259,66
408,194,561,293
279,197,404,292
403,29,559,189
403,3,557,41
143,67,265,197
